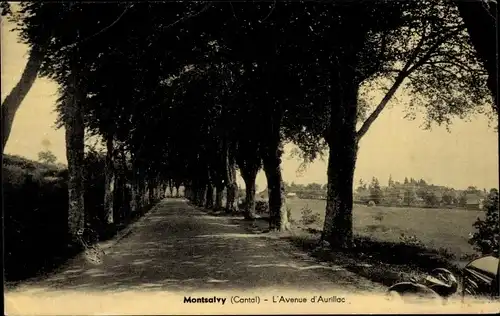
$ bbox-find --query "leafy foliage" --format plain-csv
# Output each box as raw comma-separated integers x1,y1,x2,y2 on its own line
299,206,321,226
469,189,499,256
399,233,424,248
8,0,496,250
369,177,383,205
255,201,269,215
37,149,57,164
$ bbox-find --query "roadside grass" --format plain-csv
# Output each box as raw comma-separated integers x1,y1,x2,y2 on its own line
197,197,484,289
287,198,483,260
283,229,460,288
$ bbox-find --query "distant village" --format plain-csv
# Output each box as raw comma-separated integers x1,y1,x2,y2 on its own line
256,176,494,210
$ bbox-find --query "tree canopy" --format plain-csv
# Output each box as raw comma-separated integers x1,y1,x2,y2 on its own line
5,0,496,245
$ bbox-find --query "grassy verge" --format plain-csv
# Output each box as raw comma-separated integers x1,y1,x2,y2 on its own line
283,228,461,287
196,205,466,289
287,198,482,257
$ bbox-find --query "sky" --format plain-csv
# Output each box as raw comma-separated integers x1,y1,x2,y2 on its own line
2,16,498,192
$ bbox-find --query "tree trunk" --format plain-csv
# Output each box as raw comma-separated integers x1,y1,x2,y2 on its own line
195,181,207,207
104,135,115,225
162,182,168,198
146,178,150,205
225,157,238,213
2,45,46,153
168,179,174,197
205,182,214,208
65,80,86,242
241,170,257,220
198,186,207,207
148,179,155,203
131,182,138,213
112,170,122,224
138,182,144,210
215,183,224,211
118,149,129,221
455,0,498,112
321,73,359,249
175,184,180,197
263,151,289,232
156,180,161,200
135,170,144,213
115,171,126,223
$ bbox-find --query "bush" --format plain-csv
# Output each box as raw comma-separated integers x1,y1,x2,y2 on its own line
468,189,499,256
399,233,424,247
3,159,69,281
3,152,110,281
367,200,376,207
299,206,321,226
255,200,269,214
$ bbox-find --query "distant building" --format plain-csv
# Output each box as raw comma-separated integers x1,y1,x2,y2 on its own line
465,193,482,210
353,189,371,204
286,192,297,198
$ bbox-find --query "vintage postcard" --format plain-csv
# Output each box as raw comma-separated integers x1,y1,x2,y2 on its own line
2,0,499,314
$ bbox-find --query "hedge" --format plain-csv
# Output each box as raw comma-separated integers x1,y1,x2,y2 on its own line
3,153,112,281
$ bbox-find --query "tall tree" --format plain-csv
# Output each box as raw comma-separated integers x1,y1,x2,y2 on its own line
1,3,50,153
455,0,498,111
369,177,383,205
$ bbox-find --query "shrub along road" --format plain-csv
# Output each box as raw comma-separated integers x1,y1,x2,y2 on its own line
6,199,384,294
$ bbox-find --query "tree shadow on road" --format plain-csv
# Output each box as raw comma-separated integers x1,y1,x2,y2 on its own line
15,205,381,293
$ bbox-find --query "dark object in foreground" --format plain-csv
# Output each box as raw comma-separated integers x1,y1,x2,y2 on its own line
462,255,499,298
387,255,499,301
387,268,458,301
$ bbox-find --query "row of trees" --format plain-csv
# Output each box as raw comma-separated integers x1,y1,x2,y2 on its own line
1,0,497,249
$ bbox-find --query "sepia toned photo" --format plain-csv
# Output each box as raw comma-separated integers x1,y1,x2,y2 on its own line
2,0,499,314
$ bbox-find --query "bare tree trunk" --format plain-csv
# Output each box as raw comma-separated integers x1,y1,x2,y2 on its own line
130,168,141,214
205,168,213,208
104,135,115,224
196,183,207,207
185,184,192,200
131,183,138,213
155,177,161,200
215,183,224,210
168,179,174,197
175,184,181,197
134,169,144,213
162,182,168,198
322,72,359,249
144,179,150,207
225,154,238,213
65,79,85,242
205,182,214,209
261,98,288,231
241,169,257,220
2,45,46,153
263,149,289,231
118,148,129,221
148,179,155,203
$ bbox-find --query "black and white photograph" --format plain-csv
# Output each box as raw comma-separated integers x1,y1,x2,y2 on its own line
2,0,499,314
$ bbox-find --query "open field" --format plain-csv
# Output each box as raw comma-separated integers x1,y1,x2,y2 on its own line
287,198,485,258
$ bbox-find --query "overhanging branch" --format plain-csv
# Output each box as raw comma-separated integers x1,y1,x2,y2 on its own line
356,25,464,141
